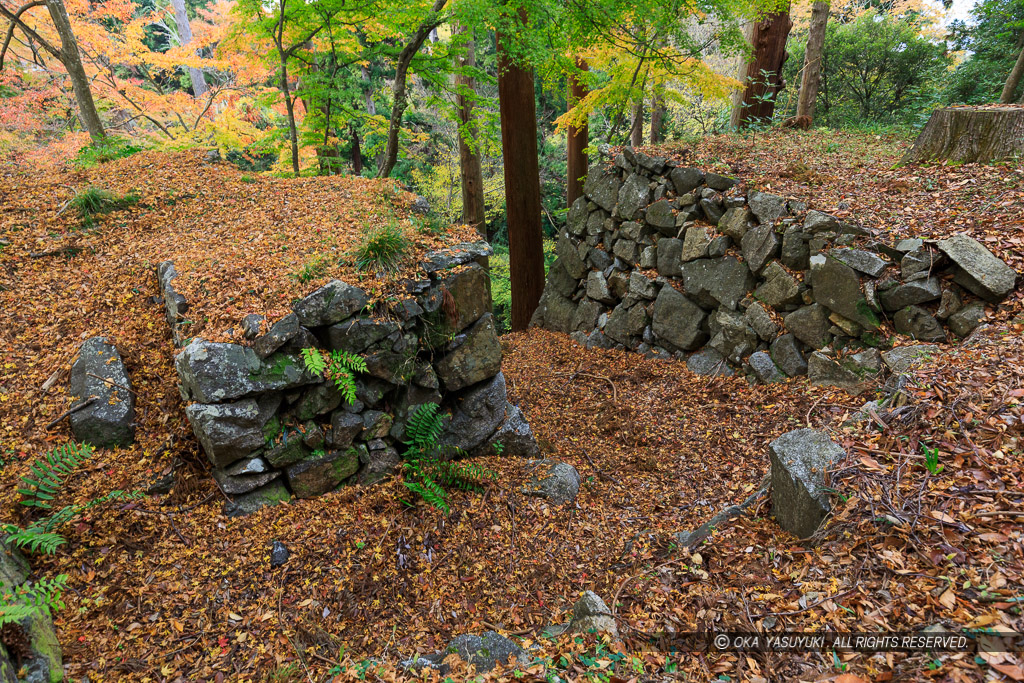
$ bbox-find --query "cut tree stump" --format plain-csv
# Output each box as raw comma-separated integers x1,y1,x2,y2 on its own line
903,105,1024,165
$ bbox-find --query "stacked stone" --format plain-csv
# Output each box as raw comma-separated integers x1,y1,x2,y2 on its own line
532,148,1018,390
159,242,538,514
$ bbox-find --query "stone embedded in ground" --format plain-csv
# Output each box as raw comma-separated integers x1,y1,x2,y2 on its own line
212,468,280,495
186,400,265,468
894,306,946,342
521,460,581,505
770,334,808,377
740,223,781,275
937,234,1017,303
679,257,755,310
748,191,788,225
948,301,986,337
783,304,833,350
225,480,292,517
808,255,879,330
484,405,541,458
531,290,576,333
769,429,846,539
686,348,734,376
881,344,939,374
570,591,619,638
440,631,530,674
434,314,503,391
749,351,786,383
286,449,360,498
878,277,942,312
176,339,317,403
357,444,401,485
270,541,290,567
807,351,880,394
69,337,136,448
652,286,707,351
830,248,889,278
292,279,369,327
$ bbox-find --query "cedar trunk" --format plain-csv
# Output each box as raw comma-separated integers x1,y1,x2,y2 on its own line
796,1,828,121
731,7,793,129
566,58,589,208
170,0,208,98
45,0,105,140
902,106,1024,164
497,25,545,331
455,30,486,232
1000,43,1024,104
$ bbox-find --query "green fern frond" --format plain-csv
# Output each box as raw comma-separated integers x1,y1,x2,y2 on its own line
0,574,68,627
19,442,94,509
5,528,66,555
301,347,328,376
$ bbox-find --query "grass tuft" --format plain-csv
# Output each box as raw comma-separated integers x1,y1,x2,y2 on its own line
354,221,410,274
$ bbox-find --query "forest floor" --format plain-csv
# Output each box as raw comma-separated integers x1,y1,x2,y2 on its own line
0,129,1021,682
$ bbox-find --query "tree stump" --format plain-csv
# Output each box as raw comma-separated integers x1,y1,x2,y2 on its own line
902,105,1024,165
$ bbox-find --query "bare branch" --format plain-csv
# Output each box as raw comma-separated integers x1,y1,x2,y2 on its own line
0,0,54,69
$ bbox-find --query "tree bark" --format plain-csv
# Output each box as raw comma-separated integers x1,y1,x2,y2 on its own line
169,0,208,98
455,28,485,233
630,99,644,146
351,125,363,175
566,57,588,208
649,95,665,144
42,0,105,140
1000,43,1024,104
377,0,447,179
732,6,793,129
902,106,1024,164
796,1,828,122
279,56,300,175
497,17,545,331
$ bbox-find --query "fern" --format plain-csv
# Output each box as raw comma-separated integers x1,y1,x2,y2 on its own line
400,403,498,512
0,575,68,627
19,442,95,509
2,526,65,555
301,348,366,405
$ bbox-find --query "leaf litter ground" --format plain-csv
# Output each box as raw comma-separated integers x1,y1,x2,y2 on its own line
0,132,1021,682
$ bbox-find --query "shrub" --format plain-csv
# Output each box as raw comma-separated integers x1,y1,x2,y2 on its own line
74,136,142,168
354,221,410,274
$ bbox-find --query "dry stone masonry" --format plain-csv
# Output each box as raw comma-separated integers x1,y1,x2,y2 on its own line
531,148,1018,390
159,242,538,514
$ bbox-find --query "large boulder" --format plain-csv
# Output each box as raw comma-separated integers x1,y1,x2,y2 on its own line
292,280,369,327
651,286,707,351
176,339,317,403
521,460,581,504
186,399,266,468
936,235,1017,303
69,337,135,448
436,263,492,332
769,429,846,539
434,314,502,391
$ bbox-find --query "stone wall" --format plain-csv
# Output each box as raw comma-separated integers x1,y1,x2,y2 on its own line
532,148,1018,389
159,242,538,514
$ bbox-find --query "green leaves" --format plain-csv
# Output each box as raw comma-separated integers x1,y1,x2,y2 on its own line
301,348,366,405
19,442,95,510
0,575,69,627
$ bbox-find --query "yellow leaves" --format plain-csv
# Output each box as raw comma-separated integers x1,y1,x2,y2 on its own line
938,588,957,611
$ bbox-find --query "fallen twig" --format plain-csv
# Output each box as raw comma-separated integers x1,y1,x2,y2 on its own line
45,398,96,429
582,449,623,486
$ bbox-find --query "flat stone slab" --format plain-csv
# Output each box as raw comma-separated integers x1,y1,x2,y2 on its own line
937,235,1016,302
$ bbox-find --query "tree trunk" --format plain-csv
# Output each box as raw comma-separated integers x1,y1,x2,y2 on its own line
455,29,486,232
1000,43,1024,104
732,6,793,129
497,20,545,331
377,0,447,179
169,0,208,98
279,57,300,175
630,100,644,147
45,0,104,140
566,57,588,208
902,106,1024,164
649,95,665,144
351,125,363,175
796,1,828,122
